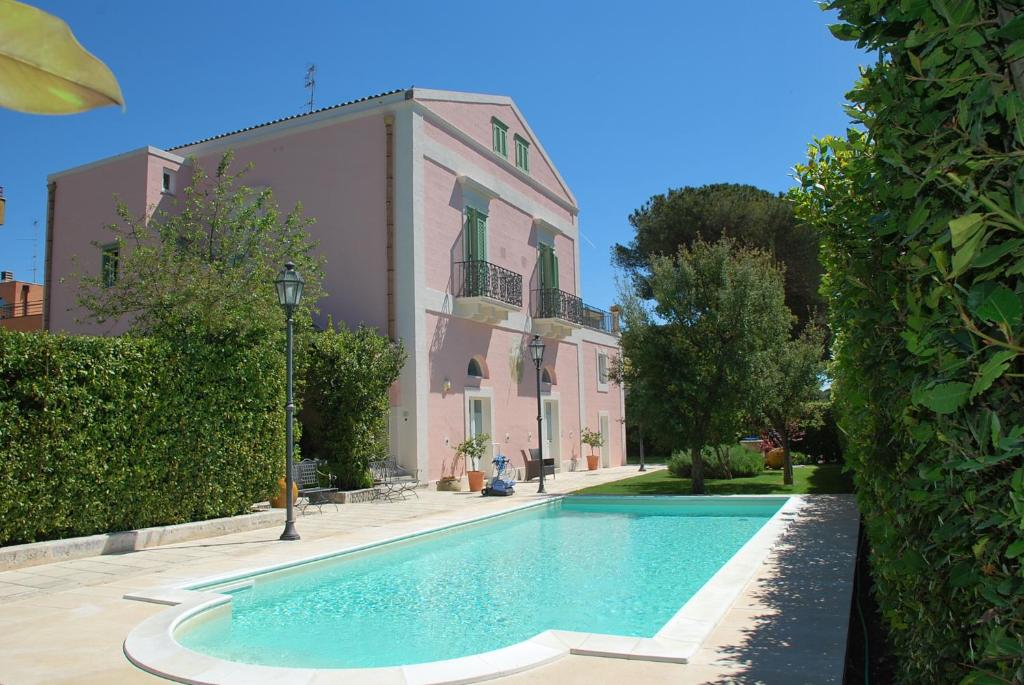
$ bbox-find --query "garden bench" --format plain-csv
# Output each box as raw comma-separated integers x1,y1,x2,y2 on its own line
521,448,555,482
292,459,338,514
369,457,420,502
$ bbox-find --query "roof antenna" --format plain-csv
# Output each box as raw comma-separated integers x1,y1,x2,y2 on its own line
304,64,316,113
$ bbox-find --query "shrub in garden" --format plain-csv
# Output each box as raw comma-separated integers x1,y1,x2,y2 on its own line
668,445,763,480
0,329,282,546
299,321,405,490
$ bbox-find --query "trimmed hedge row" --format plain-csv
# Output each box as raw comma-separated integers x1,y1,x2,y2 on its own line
0,329,283,546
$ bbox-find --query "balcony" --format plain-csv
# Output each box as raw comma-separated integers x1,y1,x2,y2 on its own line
581,304,613,334
452,260,523,324
531,288,583,339
0,299,43,331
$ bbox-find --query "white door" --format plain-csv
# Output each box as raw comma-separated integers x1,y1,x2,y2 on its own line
543,399,560,469
599,412,611,468
468,396,492,471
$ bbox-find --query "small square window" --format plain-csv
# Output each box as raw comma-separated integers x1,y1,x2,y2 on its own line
514,135,530,173
491,118,508,158
161,169,175,195
101,245,119,288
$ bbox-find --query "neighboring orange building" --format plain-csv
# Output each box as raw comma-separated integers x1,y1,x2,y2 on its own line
0,272,44,332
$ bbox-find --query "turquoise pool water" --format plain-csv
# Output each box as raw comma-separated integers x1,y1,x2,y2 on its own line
176,496,785,668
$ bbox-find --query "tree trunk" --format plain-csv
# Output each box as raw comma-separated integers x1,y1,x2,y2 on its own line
782,431,794,486
691,444,705,494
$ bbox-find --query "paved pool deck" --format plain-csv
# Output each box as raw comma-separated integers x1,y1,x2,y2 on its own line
0,466,858,684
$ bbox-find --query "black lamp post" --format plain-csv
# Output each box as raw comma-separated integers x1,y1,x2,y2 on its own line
638,422,647,472
275,262,304,541
528,335,546,494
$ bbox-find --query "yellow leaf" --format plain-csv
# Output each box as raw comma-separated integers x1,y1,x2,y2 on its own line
0,0,124,115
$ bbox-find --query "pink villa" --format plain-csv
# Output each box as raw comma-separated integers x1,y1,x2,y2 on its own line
43,88,625,484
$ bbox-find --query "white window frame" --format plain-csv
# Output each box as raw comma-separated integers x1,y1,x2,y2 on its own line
597,350,609,392
161,168,176,195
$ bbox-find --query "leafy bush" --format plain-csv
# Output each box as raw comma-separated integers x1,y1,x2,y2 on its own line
793,4,1024,681
799,404,842,463
668,444,763,480
299,321,405,490
0,329,282,546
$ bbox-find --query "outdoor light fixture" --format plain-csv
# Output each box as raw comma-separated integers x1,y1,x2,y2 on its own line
275,262,304,541
528,335,547,494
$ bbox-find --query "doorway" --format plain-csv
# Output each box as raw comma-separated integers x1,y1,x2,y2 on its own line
542,398,560,470
599,411,611,468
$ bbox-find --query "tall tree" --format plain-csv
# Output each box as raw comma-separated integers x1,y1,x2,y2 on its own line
77,152,324,339
757,327,826,485
618,238,791,493
614,183,823,329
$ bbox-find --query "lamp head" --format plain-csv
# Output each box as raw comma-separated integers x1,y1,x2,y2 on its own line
528,334,545,366
275,261,305,311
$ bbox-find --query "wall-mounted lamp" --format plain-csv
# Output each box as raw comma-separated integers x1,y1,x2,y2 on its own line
442,378,452,395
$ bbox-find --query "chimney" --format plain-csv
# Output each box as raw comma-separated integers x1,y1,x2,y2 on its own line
609,304,621,333
0,271,13,283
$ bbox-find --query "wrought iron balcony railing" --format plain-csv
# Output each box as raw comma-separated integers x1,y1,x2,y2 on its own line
581,304,612,333
454,260,523,308
532,288,584,324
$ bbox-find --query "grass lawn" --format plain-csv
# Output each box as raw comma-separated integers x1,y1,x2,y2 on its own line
576,464,854,496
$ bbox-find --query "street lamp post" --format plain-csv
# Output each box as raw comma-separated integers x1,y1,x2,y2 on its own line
638,422,647,472
275,262,304,541
528,335,546,495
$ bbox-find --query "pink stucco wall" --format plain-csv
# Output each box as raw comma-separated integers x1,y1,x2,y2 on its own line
581,339,626,466
418,99,571,208
178,115,387,331
422,137,577,301
48,115,388,335
425,311,583,481
48,149,184,334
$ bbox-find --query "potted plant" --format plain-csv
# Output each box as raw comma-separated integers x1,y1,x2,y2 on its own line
456,433,490,493
581,427,604,470
437,449,464,491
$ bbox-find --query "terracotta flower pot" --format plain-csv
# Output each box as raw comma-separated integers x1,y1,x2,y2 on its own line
270,477,298,508
586,454,600,471
467,470,485,492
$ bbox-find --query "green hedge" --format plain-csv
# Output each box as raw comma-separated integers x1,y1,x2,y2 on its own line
299,322,405,490
0,329,283,546
794,3,1024,681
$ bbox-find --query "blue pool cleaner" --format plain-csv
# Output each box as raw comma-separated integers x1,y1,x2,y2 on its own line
483,452,516,496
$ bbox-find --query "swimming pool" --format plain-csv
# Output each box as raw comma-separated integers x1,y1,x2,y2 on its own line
172,496,787,669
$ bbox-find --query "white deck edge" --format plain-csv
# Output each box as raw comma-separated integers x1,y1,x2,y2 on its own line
123,495,801,684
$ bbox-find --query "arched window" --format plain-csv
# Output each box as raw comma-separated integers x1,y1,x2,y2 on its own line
467,358,483,378
541,366,555,385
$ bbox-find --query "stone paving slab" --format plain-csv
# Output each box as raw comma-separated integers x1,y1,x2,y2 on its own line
0,469,858,685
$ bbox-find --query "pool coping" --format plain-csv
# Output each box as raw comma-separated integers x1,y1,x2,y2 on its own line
123,494,804,684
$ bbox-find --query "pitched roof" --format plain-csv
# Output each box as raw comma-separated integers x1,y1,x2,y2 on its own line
169,87,409,151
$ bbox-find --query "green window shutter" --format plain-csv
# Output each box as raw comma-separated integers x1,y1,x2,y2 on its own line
492,118,508,157
101,245,119,288
515,135,530,173
476,211,487,262
464,208,476,261
539,243,558,290
465,207,487,262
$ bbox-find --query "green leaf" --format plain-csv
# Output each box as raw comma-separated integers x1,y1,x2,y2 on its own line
0,0,125,114
949,214,984,248
970,284,1023,328
971,350,1016,399
951,227,986,277
916,381,971,414
1007,539,1024,559
828,23,861,41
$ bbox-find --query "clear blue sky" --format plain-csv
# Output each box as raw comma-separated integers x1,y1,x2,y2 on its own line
0,1,866,312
